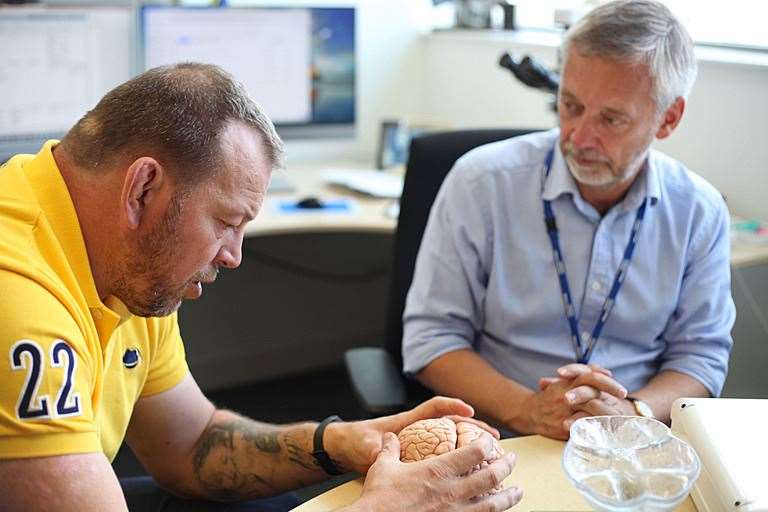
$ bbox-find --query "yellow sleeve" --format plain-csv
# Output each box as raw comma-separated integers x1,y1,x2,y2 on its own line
0,270,101,459
141,312,189,397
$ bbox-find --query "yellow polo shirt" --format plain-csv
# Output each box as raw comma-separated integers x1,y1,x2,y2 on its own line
0,142,189,462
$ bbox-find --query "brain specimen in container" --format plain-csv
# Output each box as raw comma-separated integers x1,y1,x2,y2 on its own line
397,417,505,489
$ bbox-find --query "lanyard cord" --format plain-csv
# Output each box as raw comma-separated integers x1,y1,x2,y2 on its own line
541,147,648,364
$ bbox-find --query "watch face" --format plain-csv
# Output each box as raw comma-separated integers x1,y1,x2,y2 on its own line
633,399,654,418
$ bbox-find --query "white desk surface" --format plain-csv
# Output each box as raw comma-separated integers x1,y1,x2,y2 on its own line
246,164,768,269
245,163,397,238
293,434,697,512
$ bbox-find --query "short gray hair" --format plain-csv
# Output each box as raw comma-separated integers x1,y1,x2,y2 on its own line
561,0,697,111
62,62,284,186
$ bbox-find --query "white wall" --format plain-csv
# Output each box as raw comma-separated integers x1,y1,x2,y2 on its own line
655,58,768,220
418,31,768,220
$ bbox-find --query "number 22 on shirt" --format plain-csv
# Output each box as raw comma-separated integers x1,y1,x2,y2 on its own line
9,339,81,420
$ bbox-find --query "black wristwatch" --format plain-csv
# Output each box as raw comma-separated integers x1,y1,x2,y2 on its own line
312,415,344,475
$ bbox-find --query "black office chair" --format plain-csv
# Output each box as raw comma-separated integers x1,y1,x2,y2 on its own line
344,128,538,416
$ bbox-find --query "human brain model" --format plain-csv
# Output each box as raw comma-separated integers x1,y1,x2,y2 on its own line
397,417,505,480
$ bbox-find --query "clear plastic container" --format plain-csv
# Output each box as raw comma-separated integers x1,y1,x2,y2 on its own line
562,416,700,512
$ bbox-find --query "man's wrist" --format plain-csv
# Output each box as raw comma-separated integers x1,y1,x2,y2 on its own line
318,419,348,472
312,416,345,475
505,390,536,434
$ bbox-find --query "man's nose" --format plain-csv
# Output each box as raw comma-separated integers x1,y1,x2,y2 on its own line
569,116,601,150
216,235,243,270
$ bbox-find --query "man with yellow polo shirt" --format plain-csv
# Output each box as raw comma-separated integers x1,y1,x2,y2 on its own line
0,63,523,512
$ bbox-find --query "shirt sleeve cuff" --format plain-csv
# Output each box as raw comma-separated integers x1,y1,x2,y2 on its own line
0,431,101,460
141,361,190,397
658,362,723,398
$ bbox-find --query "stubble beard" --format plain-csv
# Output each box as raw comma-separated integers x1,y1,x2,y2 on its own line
563,142,650,190
111,194,188,318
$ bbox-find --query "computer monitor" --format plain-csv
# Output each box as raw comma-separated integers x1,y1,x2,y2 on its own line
141,6,356,137
0,6,133,161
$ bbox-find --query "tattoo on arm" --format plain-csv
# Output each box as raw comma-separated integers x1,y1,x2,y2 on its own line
242,429,281,454
192,415,324,500
284,431,320,471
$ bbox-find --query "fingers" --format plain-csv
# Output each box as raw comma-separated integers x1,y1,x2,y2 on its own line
445,415,500,439
570,371,627,399
538,376,559,390
401,396,475,425
573,392,625,417
468,486,524,512
556,363,613,378
433,435,497,477
374,432,400,464
453,452,517,501
562,411,590,432
564,384,601,406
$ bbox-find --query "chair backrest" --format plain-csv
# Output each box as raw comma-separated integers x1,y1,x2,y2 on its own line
384,128,538,370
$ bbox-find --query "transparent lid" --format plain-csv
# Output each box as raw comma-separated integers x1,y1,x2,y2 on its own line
562,416,700,512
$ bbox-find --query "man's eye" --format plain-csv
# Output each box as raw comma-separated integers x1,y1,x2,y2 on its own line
562,101,580,114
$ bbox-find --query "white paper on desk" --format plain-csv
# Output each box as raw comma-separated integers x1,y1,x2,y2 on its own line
322,170,403,199
671,398,768,512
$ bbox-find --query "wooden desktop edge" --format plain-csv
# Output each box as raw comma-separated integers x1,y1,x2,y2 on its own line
245,165,768,268
292,434,697,512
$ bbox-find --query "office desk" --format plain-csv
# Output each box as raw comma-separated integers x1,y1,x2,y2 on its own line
247,164,768,269
293,435,697,512
246,165,398,237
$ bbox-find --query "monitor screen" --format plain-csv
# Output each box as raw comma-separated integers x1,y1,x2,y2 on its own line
141,6,356,129
0,6,133,160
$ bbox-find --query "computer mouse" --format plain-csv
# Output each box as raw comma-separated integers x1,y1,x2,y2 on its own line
296,196,324,209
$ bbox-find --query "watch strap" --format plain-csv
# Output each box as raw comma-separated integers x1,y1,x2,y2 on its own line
312,415,344,475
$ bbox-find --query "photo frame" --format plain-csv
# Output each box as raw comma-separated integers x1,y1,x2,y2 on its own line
376,120,409,170
376,120,435,170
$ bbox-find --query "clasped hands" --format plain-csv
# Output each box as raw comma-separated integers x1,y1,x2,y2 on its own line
519,363,635,440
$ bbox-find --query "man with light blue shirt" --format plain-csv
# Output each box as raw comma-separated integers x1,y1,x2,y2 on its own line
402,0,735,441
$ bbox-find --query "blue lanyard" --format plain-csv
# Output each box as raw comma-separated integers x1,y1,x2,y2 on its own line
541,148,647,364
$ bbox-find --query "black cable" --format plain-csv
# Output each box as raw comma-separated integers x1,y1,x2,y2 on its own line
242,245,391,284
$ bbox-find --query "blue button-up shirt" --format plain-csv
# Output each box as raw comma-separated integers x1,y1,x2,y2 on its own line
402,129,734,396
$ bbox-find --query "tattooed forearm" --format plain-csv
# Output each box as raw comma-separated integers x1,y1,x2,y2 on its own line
284,430,321,471
242,428,281,454
191,412,329,500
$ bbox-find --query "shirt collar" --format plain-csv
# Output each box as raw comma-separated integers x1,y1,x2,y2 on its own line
23,141,134,330
541,142,662,212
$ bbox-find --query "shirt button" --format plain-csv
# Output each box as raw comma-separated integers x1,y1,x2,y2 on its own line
582,331,591,342
592,281,602,291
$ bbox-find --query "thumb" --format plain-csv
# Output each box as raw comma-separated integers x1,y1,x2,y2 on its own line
376,432,401,463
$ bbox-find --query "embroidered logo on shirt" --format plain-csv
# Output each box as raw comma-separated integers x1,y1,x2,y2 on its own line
122,348,141,369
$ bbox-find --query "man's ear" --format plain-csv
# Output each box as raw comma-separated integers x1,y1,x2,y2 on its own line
121,157,165,230
655,97,685,140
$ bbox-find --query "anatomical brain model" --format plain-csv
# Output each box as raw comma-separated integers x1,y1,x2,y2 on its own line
397,417,505,488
